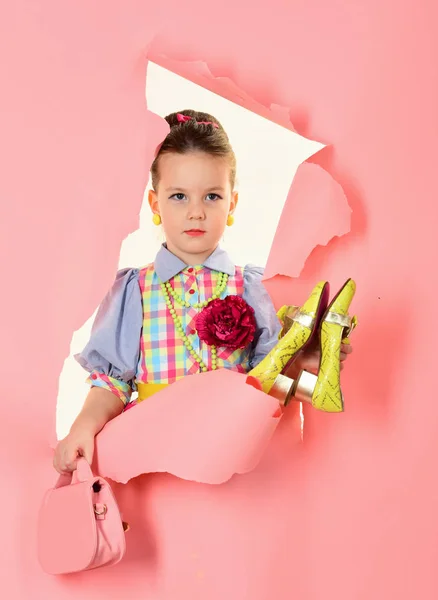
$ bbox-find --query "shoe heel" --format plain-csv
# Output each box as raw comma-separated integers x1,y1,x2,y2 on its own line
268,373,297,406
268,370,319,406
248,281,330,394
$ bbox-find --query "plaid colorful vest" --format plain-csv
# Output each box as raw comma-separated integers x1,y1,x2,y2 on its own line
135,263,251,385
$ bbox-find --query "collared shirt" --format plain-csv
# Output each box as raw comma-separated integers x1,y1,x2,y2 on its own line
154,244,236,282
75,244,281,404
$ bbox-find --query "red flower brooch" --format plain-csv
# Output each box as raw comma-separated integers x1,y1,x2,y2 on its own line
195,295,257,350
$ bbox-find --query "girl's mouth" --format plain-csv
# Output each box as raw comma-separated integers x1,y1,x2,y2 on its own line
185,230,206,237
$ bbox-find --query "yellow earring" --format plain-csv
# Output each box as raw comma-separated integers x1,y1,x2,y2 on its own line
152,213,162,226
227,214,235,227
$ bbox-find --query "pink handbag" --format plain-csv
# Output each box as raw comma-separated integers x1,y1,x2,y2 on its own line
37,458,127,575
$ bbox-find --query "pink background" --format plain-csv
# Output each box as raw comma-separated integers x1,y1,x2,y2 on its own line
1,1,437,598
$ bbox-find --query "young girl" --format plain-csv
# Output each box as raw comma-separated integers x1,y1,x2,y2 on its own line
54,109,353,474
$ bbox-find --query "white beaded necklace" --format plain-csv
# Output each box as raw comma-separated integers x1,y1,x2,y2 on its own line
159,272,229,372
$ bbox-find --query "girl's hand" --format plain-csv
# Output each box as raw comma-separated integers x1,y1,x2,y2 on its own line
53,428,95,474
285,341,353,379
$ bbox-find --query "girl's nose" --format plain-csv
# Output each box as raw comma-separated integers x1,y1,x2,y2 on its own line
187,200,206,220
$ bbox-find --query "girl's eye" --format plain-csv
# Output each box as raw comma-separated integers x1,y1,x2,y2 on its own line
170,193,186,201
206,193,221,201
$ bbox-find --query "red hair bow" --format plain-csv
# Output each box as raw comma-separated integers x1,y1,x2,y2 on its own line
176,113,219,128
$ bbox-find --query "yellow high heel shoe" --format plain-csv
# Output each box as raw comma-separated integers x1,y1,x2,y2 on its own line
248,281,330,394
269,279,357,412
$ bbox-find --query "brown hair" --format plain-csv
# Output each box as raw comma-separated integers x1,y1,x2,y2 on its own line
150,109,236,189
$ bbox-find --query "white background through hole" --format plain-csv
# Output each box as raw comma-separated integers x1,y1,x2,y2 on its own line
55,62,324,440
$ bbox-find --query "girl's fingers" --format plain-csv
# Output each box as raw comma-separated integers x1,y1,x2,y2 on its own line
341,343,353,354
301,355,320,374
64,451,79,471
58,446,78,473
82,442,94,466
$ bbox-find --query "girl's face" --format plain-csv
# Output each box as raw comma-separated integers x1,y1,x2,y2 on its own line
148,151,237,265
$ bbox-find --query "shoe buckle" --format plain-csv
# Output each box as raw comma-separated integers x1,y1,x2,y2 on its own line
346,315,358,337
325,311,357,337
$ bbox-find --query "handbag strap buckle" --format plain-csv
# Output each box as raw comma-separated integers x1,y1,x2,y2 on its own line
93,503,107,520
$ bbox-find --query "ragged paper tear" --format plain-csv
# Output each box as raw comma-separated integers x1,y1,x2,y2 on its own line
147,54,300,132
264,162,352,280
94,370,282,485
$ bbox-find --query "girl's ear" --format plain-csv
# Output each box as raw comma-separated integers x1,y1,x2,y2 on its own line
148,189,159,213
230,191,239,214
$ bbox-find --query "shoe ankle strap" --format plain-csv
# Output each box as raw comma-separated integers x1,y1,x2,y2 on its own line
281,306,315,334
325,311,357,336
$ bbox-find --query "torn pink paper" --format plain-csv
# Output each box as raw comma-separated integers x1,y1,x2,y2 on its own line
148,53,302,134
94,370,282,485
264,162,352,280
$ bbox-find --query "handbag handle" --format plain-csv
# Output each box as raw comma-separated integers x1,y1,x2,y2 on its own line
54,457,94,489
